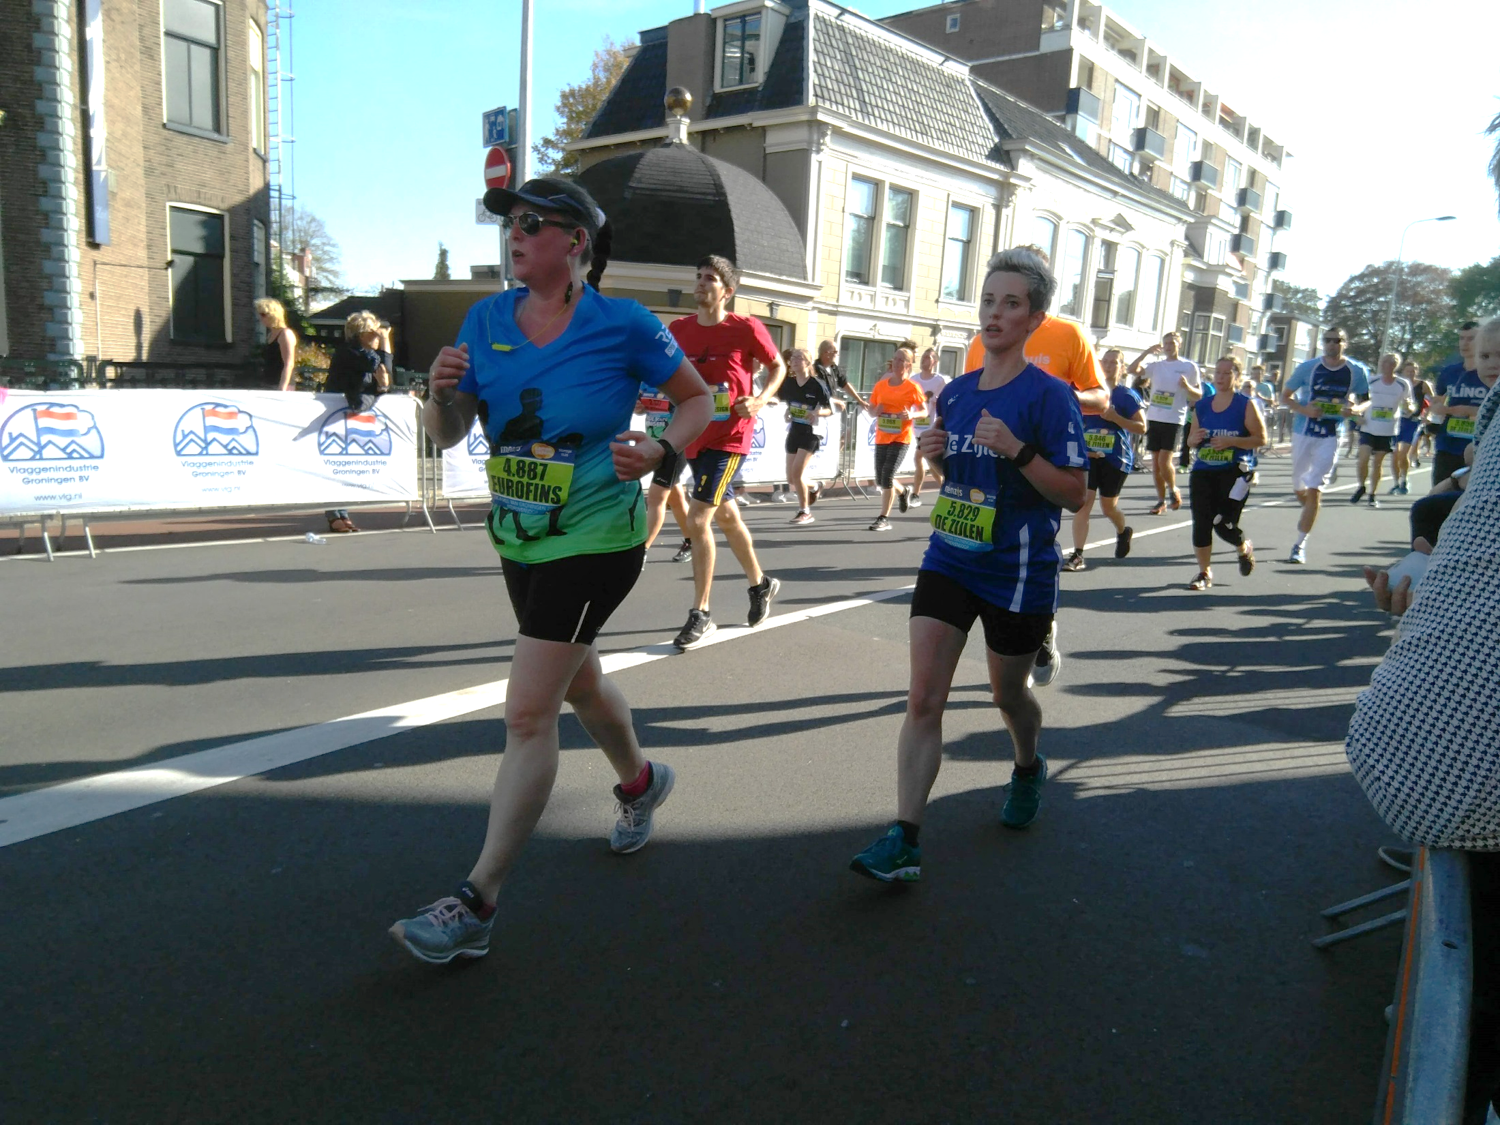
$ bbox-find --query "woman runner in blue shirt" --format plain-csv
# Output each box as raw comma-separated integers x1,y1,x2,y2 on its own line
1186,356,1265,590
850,247,1087,883
389,176,712,964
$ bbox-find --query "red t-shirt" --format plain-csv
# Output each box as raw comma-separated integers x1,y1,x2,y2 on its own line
670,313,781,456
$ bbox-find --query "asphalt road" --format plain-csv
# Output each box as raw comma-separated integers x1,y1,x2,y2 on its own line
1,454,1423,1123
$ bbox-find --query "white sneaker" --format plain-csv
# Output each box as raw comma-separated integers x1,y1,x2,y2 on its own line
1028,624,1060,687
1288,542,1307,564
610,762,676,854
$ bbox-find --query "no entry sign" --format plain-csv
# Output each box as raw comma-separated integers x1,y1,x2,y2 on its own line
484,146,512,190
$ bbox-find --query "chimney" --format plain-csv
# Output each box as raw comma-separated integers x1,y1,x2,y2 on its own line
665,12,714,117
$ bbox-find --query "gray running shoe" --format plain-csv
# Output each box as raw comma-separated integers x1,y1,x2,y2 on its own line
670,538,692,563
747,576,780,627
673,609,715,650
389,897,494,964
869,515,892,532
610,761,676,854
1028,624,1060,687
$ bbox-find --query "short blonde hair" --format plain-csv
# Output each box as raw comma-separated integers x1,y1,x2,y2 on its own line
254,297,286,329
1379,352,1403,370
1216,354,1244,379
345,310,381,341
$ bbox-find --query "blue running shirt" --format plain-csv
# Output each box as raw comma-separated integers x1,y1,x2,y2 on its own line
922,365,1086,614
1435,363,1490,455
1082,385,1143,472
1191,392,1255,472
455,287,684,564
1285,358,1370,438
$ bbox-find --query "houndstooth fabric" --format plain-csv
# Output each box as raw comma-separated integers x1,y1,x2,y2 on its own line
1345,381,1500,850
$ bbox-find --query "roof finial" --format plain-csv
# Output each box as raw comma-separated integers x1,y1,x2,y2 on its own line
665,87,692,145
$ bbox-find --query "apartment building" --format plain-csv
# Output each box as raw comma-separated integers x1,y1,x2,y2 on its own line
884,0,1295,366
0,0,272,370
568,0,1193,389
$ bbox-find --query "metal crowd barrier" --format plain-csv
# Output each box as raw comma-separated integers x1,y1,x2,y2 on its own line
1372,848,1474,1125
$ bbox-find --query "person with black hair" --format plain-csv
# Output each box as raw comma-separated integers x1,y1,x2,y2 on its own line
389,176,712,965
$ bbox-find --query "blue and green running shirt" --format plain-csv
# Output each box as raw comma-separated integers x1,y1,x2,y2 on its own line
455,287,683,564
923,365,1086,615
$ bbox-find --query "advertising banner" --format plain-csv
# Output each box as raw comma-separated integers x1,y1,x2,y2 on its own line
0,391,419,516
851,411,916,480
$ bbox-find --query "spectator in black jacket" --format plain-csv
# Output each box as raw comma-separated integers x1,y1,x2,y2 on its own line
322,311,393,532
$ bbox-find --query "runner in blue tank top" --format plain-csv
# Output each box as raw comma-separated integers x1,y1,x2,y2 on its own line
1061,347,1145,571
1186,356,1265,590
850,247,1087,883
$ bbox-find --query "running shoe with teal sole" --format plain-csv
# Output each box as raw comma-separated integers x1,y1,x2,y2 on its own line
610,761,676,854
1001,754,1048,830
850,824,921,882
389,896,495,964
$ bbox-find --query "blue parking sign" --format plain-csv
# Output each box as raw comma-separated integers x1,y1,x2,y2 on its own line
482,106,508,148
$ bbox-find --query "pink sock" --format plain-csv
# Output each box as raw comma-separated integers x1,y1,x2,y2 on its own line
620,763,652,798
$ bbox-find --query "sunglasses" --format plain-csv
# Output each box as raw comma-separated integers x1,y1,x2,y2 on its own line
501,212,580,237
1324,337,1346,344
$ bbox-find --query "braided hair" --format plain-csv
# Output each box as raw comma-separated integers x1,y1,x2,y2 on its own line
586,220,613,291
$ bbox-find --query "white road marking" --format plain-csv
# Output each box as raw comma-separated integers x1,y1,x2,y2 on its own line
0,585,915,849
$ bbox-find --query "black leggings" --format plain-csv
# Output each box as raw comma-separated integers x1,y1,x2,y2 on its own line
1189,469,1250,549
874,442,908,489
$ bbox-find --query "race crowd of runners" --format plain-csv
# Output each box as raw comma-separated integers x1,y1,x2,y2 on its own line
386,172,1500,968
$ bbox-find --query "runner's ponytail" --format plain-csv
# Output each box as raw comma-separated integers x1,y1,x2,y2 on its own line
586,221,613,291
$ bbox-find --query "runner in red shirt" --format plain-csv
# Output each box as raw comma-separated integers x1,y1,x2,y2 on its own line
667,255,787,650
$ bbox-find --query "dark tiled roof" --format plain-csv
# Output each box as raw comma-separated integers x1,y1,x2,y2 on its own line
810,13,1001,165
577,143,807,280
309,290,403,326
971,81,1193,216
585,29,667,139
708,11,807,118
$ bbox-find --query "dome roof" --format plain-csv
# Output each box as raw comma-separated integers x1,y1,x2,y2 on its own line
577,143,807,281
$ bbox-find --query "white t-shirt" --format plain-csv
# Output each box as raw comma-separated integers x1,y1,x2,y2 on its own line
1143,359,1201,424
912,373,947,429
1362,376,1412,437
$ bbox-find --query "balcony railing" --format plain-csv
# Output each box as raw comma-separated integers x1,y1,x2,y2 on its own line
1066,86,1102,122
1267,251,1287,271
1132,126,1166,161
1189,160,1218,188
1273,209,1293,231
1237,187,1263,214
1262,293,1284,313
1231,233,1256,257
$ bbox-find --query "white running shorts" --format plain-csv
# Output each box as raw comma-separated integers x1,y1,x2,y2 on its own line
1291,432,1339,491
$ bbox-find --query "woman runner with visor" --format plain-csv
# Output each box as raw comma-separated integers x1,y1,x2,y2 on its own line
389,177,711,964
850,247,1086,882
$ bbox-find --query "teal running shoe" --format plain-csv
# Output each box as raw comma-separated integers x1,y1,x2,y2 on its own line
389,896,494,964
1001,754,1048,829
850,824,921,882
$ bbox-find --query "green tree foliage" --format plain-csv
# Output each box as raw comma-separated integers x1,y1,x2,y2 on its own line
533,37,636,174
1323,261,1455,369
267,255,310,337
1271,280,1322,321
433,242,451,281
1450,255,1500,323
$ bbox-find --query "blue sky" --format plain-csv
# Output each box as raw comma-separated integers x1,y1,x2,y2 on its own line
291,0,1500,302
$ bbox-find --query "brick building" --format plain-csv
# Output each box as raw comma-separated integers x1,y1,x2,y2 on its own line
0,0,271,373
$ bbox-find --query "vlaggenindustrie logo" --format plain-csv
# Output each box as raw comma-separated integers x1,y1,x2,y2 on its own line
174,402,259,457
0,401,106,461
318,406,393,457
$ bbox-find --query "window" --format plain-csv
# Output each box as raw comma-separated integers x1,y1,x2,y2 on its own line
169,205,227,344
1041,2,1067,31
1223,157,1241,202
1077,58,1095,91
941,204,976,302
1111,82,1140,139
1263,182,1279,215
1173,123,1196,169
1032,214,1059,261
844,177,876,286
1108,142,1132,172
1145,103,1161,132
938,347,963,377
1191,313,1225,365
720,12,761,88
880,187,913,289
1058,229,1089,319
1169,175,1190,201
248,20,265,153
164,0,222,133
1203,230,1229,264
840,337,897,393
1114,246,1139,325
946,12,960,32
1137,254,1164,331
1091,241,1116,329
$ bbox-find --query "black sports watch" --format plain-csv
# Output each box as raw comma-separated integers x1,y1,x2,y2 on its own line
1010,443,1038,468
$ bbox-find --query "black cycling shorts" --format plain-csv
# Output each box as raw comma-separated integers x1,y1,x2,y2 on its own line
910,568,1053,657
500,544,645,645
1359,433,1393,453
689,449,742,505
874,441,908,489
1145,420,1181,452
786,425,821,455
1087,458,1128,498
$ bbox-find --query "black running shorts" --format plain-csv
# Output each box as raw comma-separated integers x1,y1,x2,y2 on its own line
1145,419,1180,452
499,544,645,645
1087,459,1128,498
689,449,742,505
786,425,821,455
1358,432,1393,453
910,568,1052,657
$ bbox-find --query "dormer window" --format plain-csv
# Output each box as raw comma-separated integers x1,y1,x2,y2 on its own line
712,1,787,92
720,12,760,88
946,13,960,32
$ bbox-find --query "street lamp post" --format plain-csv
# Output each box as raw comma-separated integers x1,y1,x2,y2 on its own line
1379,215,1456,359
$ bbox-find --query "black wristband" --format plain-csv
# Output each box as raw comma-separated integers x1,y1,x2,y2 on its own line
655,437,676,462
1011,443,1038,468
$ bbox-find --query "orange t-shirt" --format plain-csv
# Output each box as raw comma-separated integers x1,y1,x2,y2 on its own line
964,316,1103,409
866,377,928,445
